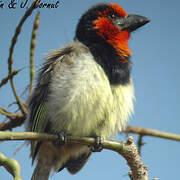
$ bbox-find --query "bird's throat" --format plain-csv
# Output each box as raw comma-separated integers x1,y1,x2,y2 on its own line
107,30,132,59
88,40,131,85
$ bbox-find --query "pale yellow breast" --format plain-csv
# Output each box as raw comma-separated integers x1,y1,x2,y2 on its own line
48,52,134,138
111,80,135,133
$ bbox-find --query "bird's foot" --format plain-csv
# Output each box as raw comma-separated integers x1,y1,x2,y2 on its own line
91,136,104,152
53,131,67,147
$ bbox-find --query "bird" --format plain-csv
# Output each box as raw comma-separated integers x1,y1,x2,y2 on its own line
25,2,150,180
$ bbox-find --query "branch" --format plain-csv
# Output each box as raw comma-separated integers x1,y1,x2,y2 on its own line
29,11,40,96
137,135,144,155
0,107,23,119
0,70,20,88
0,115,25,131
0,131,149,180
0,152,22,180
126,126,180,142
7,0,40,115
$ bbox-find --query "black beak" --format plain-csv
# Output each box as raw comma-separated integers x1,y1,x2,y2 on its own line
115,14,150,32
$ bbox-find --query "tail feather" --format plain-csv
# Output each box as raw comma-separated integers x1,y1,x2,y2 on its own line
66,152,92,174
31,160,51,180
31,142,91,179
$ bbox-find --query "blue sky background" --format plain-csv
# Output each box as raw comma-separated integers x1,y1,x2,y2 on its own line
0,0,180,179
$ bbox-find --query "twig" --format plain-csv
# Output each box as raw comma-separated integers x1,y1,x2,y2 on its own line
0,131,149,180
125,137,148,180
0,107,23,119
0,115,25,131
29,11,40,96
0,152,22,180
0,131,55,141
7,0,40,115
0,70,20,88
137,135,144,155
126,126,180,142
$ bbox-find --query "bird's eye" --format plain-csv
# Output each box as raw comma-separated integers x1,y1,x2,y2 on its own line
109,12,116,19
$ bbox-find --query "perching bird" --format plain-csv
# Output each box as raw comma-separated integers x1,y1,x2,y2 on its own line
25,2,149,180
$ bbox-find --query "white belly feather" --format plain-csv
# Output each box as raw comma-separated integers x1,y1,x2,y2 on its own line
47,52,134,138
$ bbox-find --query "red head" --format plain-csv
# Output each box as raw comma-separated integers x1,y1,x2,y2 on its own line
93,4,130,60
76,3,149,59
75,3,150,84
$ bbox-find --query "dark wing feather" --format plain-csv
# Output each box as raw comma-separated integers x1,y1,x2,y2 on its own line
27,43,85,163
28,52,62,162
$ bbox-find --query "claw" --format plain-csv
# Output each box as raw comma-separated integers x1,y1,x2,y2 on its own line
91,136,104,152
53,131,67,147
